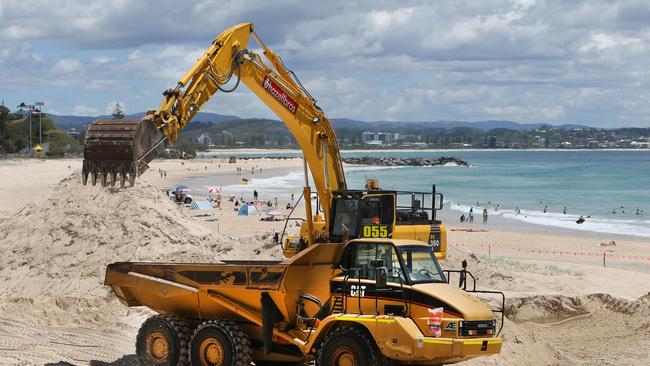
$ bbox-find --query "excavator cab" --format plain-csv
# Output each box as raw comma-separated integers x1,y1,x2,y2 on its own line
328,185,447,259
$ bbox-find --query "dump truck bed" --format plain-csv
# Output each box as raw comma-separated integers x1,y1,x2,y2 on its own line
105,261,289,320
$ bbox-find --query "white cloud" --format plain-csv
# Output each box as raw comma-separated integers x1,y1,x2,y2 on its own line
580,33,642,52
93,55,113,64
52,58,83,74
85,79,122,91
72,104,99,116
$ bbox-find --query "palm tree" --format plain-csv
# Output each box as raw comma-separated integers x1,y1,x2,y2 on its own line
17,102,27,117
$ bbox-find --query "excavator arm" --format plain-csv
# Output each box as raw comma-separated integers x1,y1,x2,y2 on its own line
82,23,346,235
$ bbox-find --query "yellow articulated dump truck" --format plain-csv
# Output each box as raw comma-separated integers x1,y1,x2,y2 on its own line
106,238,503,365
85,23,504,365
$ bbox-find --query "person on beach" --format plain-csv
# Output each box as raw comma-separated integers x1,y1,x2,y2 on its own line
483,209,488,224
274,197,279,208
544,205,548,213
515,206,519,215
460,214,465,223
254,190,259,201
469,207,474,223
576,215,585,224
563,206,567,214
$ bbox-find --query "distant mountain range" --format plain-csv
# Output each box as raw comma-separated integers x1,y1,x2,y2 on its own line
47,112,241,129
46,111,588,132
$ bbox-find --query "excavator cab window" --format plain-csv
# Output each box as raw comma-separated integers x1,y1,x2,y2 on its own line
331,194,395,242
331,199,362,240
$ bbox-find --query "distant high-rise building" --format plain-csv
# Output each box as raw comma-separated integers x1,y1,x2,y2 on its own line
361,131,399,145
197,133,211,146
223,131,234,145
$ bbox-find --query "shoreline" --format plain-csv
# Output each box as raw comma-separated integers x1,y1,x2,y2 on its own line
199,148,650,154
1,157,647,241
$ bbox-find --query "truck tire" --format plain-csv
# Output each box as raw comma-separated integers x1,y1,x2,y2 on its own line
184,197,192,204
317,326,388,366
189,319,252,366
136,314,192,366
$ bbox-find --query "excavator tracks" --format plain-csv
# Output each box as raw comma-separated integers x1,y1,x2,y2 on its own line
82,119,164,187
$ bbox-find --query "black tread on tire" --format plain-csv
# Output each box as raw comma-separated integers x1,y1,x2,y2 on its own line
317,326,388,366
136,314,192,366
189,319,252,366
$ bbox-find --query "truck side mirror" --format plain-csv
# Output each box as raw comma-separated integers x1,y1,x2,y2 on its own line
375,267,388,290
371,259,388,290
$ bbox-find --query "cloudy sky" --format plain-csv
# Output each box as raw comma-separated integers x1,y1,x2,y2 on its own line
1,0,649,127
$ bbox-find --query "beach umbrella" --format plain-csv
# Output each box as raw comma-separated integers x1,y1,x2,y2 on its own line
266,208,282,216
206,186,221,193
175,185,192,192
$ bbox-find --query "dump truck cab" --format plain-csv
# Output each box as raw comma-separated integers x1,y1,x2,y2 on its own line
300,239,503,365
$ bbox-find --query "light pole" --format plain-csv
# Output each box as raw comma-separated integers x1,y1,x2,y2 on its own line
28,104,34,149
35,102,44,145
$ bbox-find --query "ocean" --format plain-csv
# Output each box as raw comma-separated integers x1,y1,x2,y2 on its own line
200,150,650,239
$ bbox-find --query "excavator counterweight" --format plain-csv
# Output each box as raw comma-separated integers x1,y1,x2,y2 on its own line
82,118,164,187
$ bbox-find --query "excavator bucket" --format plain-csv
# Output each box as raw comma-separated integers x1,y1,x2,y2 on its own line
82,119,164,187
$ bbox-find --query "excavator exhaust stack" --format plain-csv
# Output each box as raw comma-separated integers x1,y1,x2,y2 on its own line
82,119,165,187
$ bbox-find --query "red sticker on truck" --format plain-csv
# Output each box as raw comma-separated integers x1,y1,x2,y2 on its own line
263,76,298,114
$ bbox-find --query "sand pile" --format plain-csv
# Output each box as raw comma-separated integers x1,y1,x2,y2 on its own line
0,171,234,301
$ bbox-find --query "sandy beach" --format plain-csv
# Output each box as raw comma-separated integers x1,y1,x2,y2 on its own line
0,157,649,365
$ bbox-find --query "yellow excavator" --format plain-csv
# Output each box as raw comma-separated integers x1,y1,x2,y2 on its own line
86,23,504,365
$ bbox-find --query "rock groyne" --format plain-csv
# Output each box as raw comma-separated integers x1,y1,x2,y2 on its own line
342,156,469,167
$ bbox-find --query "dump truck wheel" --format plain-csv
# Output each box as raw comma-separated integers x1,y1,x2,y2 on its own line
190,320,252,366
317,326,388,366
136,315,192,366
184,197,192,204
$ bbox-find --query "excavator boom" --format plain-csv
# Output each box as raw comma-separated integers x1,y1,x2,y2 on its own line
82,23,345,227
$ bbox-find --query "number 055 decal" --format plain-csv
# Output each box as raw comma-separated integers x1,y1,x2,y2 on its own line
362,225,389,238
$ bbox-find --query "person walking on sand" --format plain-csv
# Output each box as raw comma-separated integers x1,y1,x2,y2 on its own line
274,197,279,208
482,208,488,224
254,190,258,201
469,207,474,223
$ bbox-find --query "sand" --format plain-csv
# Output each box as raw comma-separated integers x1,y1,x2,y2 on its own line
0,158,649,365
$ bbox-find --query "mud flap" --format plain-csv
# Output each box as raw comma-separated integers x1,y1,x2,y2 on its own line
261,292,283,355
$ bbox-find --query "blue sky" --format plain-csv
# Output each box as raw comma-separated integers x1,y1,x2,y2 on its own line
1,0,649,127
